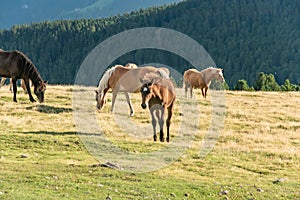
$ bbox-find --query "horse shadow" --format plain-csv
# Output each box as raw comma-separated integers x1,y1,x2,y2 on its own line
26,104,72,114
22,131,76,135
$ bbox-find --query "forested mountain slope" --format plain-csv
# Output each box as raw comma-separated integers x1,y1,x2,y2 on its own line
0,0,182,29
0,0,299,87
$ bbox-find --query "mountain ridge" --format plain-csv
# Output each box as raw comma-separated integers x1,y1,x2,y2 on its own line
0,0,182,29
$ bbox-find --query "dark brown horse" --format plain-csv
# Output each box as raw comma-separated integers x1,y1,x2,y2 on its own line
0,49,47,103
140,74,176,142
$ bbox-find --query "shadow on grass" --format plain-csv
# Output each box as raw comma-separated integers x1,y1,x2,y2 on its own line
22,131,77,135
26,105,73,114
22,131,104,137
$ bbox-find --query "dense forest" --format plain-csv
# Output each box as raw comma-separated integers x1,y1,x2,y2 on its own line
0,0,299,88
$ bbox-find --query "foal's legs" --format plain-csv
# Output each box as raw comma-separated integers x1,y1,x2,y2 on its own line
23,78,35,102
158,107,165,142
150,109,157,141
190,87,193,98
124,92,134,117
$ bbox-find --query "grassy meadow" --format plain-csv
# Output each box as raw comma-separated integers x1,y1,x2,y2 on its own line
0,84,299,199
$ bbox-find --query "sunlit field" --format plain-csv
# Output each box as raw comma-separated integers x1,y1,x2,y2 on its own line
0,85,299,199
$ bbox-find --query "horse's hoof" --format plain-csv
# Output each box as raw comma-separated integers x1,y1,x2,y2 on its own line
130,113,134,117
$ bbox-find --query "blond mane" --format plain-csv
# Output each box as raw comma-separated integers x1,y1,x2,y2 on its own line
97,65,118,94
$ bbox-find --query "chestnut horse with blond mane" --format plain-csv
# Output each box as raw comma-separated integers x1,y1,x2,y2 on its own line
140,73,176,142
95,64,169,116
183,67,224,98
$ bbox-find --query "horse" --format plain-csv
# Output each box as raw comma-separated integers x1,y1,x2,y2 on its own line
183,67,224,98
95,64,169,116
139,73,176,142
0,49,47,103
0,77,29,93
124,63,138,68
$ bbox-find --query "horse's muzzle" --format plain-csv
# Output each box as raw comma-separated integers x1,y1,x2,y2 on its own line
141,103,147,109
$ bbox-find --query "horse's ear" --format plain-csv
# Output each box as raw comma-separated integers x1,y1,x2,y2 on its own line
139,78,144,84
44,80,48,85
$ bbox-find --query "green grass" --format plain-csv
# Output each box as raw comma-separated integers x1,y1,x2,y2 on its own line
0,85,299,199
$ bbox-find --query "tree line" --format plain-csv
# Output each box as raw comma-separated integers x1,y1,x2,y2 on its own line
234,72,300,91
0,0,299,88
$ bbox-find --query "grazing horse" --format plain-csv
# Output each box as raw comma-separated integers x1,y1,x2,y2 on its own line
0,77,29,93
183,67,224,98
0,49,47,103
95,64,169,116
140,74,176,142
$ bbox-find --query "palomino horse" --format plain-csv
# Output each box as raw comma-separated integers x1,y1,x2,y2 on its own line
183,67,224,98
95,64,169,116
0,49,47,103
140,73,176,142
0,77,29,93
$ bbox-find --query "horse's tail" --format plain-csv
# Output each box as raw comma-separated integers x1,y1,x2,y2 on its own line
124,63,138,68
183,70,188,89
97,66,116,94
158,67,170,79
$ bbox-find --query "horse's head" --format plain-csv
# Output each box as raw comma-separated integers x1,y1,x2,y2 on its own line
140,79,153,109
215,68,225,83
95,90,106,110
34,80,47,103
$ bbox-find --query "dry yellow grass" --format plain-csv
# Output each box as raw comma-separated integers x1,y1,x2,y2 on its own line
0,84,299,199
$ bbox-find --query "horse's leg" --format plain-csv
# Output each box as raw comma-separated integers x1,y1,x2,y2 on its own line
158,107,165,142
204,87,208,98
12,78,18,102
201,88,205,98
166,104,174,143
150,108,157,141
9,78,12,92
124,92,134,117
184,82,188,98
0,77,5,87
21,79,28,94
110,90,118,112
190,87,193,99
23,78,35,102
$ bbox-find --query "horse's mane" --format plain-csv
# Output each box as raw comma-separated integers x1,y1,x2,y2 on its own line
15,50,43,86
201,66,220,73
97,65,118,93
157,67,170,79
